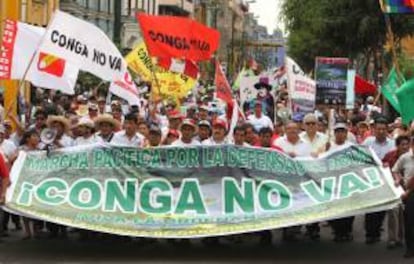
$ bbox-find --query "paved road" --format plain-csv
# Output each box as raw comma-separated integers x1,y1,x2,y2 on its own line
0,215,411,263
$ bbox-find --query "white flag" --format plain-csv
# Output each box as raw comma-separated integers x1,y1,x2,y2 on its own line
0,19,78,94
38,10,139,105
286,57,316,115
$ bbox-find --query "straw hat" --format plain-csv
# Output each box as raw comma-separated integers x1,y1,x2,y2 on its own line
77,117,95,129
46,115,71,132
94,114,120,129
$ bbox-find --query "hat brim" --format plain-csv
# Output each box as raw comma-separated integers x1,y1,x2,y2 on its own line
254,82,272,90
46,116,70,132
94,116,120,130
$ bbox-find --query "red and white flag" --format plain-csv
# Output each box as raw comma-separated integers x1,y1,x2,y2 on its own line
0,19,78,94
38,10,140,105
157,58,198,79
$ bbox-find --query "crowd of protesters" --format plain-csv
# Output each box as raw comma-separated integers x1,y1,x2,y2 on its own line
0,79,413,259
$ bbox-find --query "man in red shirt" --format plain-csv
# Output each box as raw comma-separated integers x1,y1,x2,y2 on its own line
0,153,10,241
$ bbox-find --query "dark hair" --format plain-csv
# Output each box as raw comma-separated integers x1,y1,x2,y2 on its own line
259,127,273,136
20,129,38,146
233,125,245,135
242,123,255,131
34,110,47,118
396,135,410,146
124,113,138,123
137,121,149,128
375,116,389,125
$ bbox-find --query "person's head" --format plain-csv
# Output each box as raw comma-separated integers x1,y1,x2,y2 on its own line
396,135,410,154
254,101,262,116
46,115,69,137
198,105,209,120
165,129,180,145
168,110,183,130
243,123,256,144
274,121,284,136
285,121,300,142
123,113,138,136
34,110,47,129
88,103,99,118
303,114,318,136
148,125,162,147
259,127,273,148
20,129,40,148
233,126,246,146
357,121,369,136
374,117,389,142
180,119,197,142
317,118,328,133
333,122,348,145
111,101,123,119
137,121,150,138
95,114,119,137
97,97,106,112
77,119,94,138
198,120,211,141
212,119,227,141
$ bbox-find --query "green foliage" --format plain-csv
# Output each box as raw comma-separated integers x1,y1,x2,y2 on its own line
282,0,414,71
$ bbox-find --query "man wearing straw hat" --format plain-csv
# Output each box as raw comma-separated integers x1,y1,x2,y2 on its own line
74,118,99,146
46,115,74,149
171,119,200,146
94,114,120,143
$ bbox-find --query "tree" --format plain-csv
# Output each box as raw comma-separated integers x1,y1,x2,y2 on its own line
282,0,414,73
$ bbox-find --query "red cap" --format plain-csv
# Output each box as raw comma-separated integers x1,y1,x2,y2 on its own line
167,129,180,138
213,118,228,130
168,109,183,119
180,118,196,129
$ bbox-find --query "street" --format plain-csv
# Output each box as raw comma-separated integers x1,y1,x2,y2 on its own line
0,215,411,263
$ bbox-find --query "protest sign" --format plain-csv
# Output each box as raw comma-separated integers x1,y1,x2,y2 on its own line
137,13,220,61
5,144,400,238
0,19,78,94
315,57,349,105
126,42,196,100
286,57,316,115
239,75,260,109
346,70,356,110
38,10,139,105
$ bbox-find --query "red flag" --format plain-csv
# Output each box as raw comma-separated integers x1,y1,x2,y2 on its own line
215,60,233,105
136,13,220,61
37,52,66,77
404,0,414,8
157,57,198,79
354,75,377,95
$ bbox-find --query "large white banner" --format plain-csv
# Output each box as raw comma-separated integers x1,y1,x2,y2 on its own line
0,20,78,94
286,57,316,116
38,10,139,105
239,75,260,109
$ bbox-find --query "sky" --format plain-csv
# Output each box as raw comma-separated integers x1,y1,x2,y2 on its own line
248,0,284,35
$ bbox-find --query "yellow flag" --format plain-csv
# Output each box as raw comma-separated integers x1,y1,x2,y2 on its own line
125,42,196,100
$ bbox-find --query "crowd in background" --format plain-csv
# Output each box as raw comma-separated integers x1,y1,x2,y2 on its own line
0,78,413,258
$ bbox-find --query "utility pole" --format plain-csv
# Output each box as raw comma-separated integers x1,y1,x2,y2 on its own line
113,0,122,45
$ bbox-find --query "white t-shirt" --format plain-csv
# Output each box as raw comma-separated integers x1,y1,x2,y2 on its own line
171,139,201,146
274,136,312,158
110,130,145,147
75,135,100,146
247,114,274,132
362,136,395,160
202,137,230,146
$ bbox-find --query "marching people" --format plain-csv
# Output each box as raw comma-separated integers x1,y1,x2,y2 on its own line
171,119,200,146
110,113,145,147
363,117,395,244
383,135,410,249
94,114,120,143
327,121,355,242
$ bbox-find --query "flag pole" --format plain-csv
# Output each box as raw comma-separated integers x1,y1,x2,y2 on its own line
5,12,57,118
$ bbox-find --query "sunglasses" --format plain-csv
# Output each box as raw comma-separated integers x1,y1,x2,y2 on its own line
305,122,316,125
